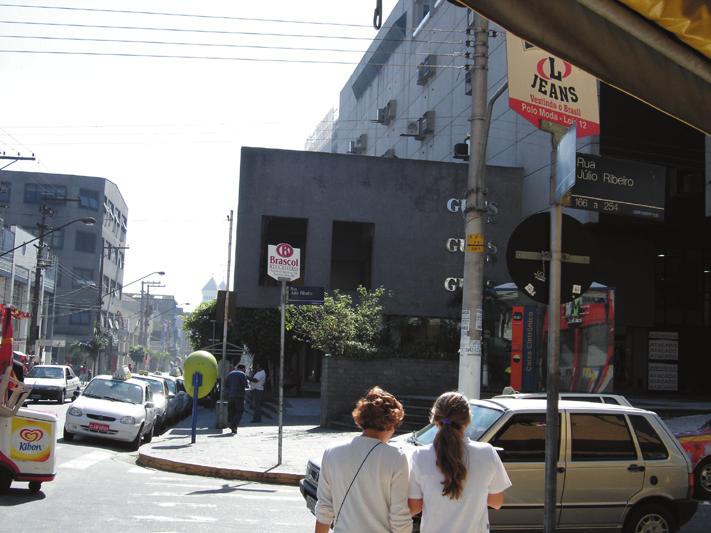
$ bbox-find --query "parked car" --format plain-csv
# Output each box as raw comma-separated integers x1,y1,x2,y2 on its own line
493,391,633,406
63,370,157,450
24,364,81,404
159,373,190,421
300,399,697,533
132,373,171,433
664,414,711,500
173,376,192,418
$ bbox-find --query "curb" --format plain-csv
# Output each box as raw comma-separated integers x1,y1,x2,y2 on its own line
137,452,302,486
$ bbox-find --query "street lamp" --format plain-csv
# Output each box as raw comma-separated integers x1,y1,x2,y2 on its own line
12,217,97,357
0,216,96,258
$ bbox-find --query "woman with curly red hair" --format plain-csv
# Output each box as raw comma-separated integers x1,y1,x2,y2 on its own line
315,386,412,533
408,391,511,533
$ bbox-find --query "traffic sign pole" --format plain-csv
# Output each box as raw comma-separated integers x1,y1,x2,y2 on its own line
278,278,287,465
541,121,568,533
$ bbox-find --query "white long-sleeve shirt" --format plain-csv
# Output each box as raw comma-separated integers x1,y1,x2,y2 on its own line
315,436,412,533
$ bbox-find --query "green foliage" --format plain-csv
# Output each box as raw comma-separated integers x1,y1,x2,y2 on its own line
128,345,146,365
233,308,281,366
181,300,218,350
286,286,386,357
69,331,112,361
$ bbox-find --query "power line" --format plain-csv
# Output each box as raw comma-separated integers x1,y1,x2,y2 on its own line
0,48,468,68
0,33,464,57
0,3,466,33
0,19,464,45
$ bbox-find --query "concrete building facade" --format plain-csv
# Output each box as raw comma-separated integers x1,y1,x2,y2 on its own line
0,170,128,362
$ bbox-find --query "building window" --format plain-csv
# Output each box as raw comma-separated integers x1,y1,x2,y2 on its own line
103,275,110,294
24,183,67,203
75,231,96,253
258,216,308,286
79,188,100,210
72,268,94,288
116,283,122,299
330,221,374,291
69,310,91,325
48,228,64,250
0,181,10,204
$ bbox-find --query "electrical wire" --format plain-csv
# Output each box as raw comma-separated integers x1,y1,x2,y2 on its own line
0,19,465,45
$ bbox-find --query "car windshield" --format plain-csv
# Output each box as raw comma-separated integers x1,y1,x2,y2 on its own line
27,367,63,379
412,404,504,445
83,379,144,404
164,379,176,394
134,377,164,396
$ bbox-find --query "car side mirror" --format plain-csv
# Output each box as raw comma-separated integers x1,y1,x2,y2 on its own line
145,402,155,409
168,393,175,399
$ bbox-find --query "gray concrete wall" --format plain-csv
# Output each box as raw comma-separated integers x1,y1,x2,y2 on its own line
319,355,458,427
235,147,523,317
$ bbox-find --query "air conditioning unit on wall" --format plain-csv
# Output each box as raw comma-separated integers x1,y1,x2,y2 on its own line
348,134,367,154
373,99,397,126
417,54,437,86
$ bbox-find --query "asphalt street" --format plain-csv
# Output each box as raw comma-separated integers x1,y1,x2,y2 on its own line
3,401,710,532
2,401,314,532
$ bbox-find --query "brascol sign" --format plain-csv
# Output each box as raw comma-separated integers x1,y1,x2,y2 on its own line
267,243,301,281
506,34,600,137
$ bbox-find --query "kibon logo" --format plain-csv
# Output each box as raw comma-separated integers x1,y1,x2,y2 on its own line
20,428,44,442
276,243,294,258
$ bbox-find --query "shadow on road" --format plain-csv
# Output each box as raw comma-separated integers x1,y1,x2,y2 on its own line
0,488,46,506
187,482,277,496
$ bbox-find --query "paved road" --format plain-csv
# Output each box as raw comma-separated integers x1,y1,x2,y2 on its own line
4,401,710,532
3,402,314,532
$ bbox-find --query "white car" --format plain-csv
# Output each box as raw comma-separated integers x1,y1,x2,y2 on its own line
63,373,158,450
25,364,81,404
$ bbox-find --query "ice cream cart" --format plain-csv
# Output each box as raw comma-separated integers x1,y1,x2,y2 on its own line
0,305,57,493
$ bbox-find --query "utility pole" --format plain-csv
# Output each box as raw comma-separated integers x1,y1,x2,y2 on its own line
140,281,164,349
216,210,234,430
457,14,489,399
28,204,55,357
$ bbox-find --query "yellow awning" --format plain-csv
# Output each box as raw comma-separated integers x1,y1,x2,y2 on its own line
620,0,711,58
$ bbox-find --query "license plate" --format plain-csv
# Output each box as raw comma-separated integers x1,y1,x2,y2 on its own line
306,495,317,514
89,422,110,433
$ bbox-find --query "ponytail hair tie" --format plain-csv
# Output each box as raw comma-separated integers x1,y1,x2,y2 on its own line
441,417,451,426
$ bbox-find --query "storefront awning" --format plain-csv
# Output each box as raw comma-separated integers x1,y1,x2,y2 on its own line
455,0,711,134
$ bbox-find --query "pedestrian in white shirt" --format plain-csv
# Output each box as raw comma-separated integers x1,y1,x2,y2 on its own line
248,362,266,422
315,386,412,533
408,392,511,533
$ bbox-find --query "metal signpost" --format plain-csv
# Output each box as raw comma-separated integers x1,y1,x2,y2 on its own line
506,35,600,533
267,242,301,465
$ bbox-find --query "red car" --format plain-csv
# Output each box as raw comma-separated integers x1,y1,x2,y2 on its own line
665,414,711,500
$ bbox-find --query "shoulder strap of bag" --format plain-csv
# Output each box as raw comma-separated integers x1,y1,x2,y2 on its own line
334,441,382,527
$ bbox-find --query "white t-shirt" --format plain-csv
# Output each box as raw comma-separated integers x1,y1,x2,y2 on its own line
409,440,511,533
251,369,266,390
316,436,412,533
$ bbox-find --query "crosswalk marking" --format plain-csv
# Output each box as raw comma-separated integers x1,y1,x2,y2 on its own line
127,466,154,474
132,515,218,523
155,502,217,509
59,450,112,470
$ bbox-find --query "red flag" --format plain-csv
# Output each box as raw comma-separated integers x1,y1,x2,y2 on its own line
0,305,14,374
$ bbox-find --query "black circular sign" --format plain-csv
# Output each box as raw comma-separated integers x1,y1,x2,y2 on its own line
506,212,595,304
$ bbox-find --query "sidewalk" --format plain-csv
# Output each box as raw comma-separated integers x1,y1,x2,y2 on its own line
137,397,358,486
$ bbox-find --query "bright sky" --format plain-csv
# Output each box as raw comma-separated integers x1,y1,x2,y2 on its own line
0,0,398,311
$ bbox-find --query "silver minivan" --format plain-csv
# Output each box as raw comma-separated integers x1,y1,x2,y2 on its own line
300,398,698,532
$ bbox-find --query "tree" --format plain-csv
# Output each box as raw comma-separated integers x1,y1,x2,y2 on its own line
181,300,218,350
286,286,386,357
128,345,146,367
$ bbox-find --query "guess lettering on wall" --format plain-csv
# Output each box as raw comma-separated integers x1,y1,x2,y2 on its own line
506,34,599,137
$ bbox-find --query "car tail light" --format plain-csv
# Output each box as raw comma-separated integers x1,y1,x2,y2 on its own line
688,473,695,499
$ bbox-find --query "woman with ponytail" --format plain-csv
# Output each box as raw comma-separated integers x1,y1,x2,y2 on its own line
408,392,511,533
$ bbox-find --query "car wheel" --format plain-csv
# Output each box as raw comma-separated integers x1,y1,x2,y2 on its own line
695,458,711,499
63,427,74,441
0,469,12,492
129,425,144,451
28,481,41,493
623,503,676,533
56,389,65,404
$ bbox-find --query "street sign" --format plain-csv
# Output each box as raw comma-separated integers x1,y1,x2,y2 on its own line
554,125,577,202
267,243,301,281
506,34,599,137
570,154,666,220
506,212,595,304
288,286,324,305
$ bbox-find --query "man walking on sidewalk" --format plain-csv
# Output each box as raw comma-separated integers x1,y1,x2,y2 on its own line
225,363,248,434
249,361,266,423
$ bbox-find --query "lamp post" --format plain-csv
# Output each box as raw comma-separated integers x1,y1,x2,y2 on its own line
12,216,97,357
